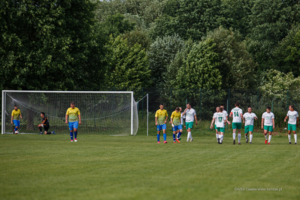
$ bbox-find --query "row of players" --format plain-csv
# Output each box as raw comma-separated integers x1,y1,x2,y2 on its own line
11,102,81,142
155,102,299,145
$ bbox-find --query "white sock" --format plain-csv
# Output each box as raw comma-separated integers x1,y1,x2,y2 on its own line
268,135,272,143
220,135,224,143
250,134,253,142
187,132,190,141
189,132,193,140
288,134,291,142
294,134,297,143
238,133,241,143
233,133,236,140
216,133,219,140
265,134,268,140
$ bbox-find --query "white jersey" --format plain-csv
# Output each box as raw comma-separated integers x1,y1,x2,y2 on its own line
181,112,185,125
243,112,257,126
214,112,226,128
222,110,228,118
230,107,243,123
287,111,299,125
262,112,275,126
185,108,196,123
213,112,218,125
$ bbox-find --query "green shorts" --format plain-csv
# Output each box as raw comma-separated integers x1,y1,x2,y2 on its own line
244,125,254,133
216,127,225,133
232,122,242,130
214,125,217,129
264,125,273,132
186,122,194,129
288,124,297,131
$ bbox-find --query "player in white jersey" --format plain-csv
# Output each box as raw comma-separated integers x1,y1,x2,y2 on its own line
229,102,243,145
176,107,185,140
243,107,258,144
284,105,299,144
261,106,275,145
213,107,220,142
210,107,230,144
182,103,198,142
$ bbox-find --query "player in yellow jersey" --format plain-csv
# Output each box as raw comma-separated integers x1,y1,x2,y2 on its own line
155,103,168,144
170,107,181,143
65,102,81,142
11,105,22,134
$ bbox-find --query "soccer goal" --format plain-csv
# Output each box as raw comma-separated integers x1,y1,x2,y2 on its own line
1,90,149,136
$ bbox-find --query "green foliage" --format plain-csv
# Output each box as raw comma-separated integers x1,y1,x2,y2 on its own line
173,39,222,90
0,0,106,91
105,36,151,91
247,0,300,70
204,27,257,89
259,70,300,99
122,29,152,51
102,13,135,37
147,34,185,86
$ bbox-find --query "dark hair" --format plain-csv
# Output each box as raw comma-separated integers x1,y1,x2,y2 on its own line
187,102,191,106
71,102,75,105
41,112,45,116
14,105,17,107
290,105,294,109
220,104,224,107
160,103,164,106
266,106,271,110
219,107,223,112
175,107,180,110
235,102,240,106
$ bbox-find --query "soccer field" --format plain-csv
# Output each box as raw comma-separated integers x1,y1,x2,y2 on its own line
0,133,299,200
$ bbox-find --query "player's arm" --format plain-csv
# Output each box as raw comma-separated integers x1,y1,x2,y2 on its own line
78,114,81,125
284,115,288,122
169,117,173,124
240,113,243,120
229,112,233,118
65,114,68,124
11,115,13,124
155,117,158,125
210,118,215,129
164,116,168,124
194,115,198,125
297,117,299,126
20,111,22,119
242,115,245,123
261,118,264,129
254,115,258,120
272,118,275,129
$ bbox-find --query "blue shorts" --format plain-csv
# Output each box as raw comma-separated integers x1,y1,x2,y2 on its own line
172,125,179,132
157,124,167,131
13,120,20,128
69,121,78,131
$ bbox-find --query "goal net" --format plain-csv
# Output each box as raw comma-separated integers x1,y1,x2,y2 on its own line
1,91,148,135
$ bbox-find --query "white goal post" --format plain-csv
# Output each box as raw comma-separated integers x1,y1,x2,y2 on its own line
1,90,148,135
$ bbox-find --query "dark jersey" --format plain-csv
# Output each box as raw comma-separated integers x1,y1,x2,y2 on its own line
42,117,49,126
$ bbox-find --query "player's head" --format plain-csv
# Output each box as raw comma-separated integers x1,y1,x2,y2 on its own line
186,103,191,109
175,107,180,112
14,105,18,110
159,103,164,110
40,112,45,118
179,107,182,112
235,102,240,107
266,106,271,113
289,105,294,111
219,107,223,112
70,102,75,108
220,104,224,109
216,106,220,112
248,107,252,113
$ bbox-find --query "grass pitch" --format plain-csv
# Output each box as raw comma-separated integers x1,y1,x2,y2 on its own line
0,132,300,200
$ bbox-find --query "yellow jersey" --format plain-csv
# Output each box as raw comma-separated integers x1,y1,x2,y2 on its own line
171,111,181,126
155,109,168,125
11,109,21,120
66,107,81,122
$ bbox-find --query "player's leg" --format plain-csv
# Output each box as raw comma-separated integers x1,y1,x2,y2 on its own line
288,124,292,144
177,124,183,140
267,126,273,144
237,123,242,145
38,124,43,134
232,123,236,144
73,121,79,142
292,124,297,144
263,125,268,144
13,120,19,134
162,124,167,143
219,132,224,144
172,126,177,143
215,125,219,142
69,122,74,142
157,125,161,143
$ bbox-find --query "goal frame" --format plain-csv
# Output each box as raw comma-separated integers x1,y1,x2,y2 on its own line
1,90,135,135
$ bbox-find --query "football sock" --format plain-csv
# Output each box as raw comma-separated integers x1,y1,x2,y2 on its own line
163,133,167,141
294,134,297,143
189,132,193,140
238,133,241,143
39,127,42,132
220,135,224,143
264,134,268,140
70,132,73,140
288,134,291,143
250,134,253,142
157,134,160,142
187,132,190,141
216,133,219,140
178,132,182,138
74,131,77,139
233,133,236,140
173,134,176,141
14,128,17,131
268,135,272,143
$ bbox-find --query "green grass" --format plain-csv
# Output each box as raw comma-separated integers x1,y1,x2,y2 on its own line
0,132,300,200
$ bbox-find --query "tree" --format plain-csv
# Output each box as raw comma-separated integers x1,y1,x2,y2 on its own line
172,39,222,90
147,34,185,87
101,13,135,37
105,36,151,91
247,0,300,70
0,0,107,91
204,27,257,89
122,29,152,51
